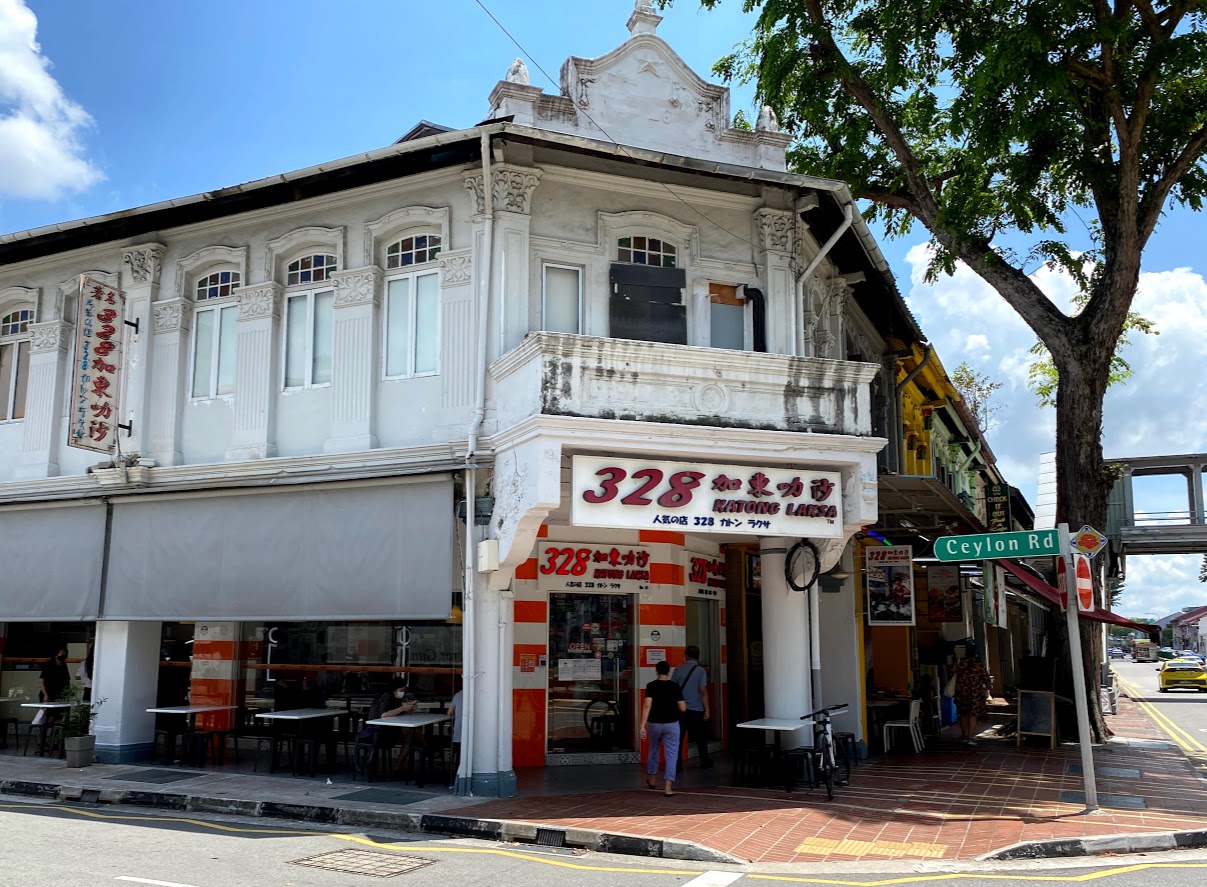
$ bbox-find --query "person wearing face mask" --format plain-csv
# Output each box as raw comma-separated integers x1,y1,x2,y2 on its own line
365,678,420,776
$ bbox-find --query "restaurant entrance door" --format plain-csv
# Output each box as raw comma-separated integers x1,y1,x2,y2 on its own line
686,597,722,728
546,593,636,757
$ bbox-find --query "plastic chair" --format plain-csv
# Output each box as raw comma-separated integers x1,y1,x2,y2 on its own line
883,699,924,753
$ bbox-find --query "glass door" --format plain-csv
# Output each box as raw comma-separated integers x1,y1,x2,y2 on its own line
686,598,722,728
547,593,635,754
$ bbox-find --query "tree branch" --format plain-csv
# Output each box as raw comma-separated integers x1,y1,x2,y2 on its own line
1138,120,1207,242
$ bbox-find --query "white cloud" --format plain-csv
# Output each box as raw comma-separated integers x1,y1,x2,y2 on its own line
0,0,101,201
964,333,990,353
1116,554,1205,619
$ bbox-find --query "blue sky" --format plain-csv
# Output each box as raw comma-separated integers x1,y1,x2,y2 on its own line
3,0,1205,615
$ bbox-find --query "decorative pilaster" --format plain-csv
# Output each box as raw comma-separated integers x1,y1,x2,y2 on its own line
754,208,796,355
437,251,475,408
148,298,193,466
324,267,381,454
120,243,167,456
15,320,70,479
225,283,282,462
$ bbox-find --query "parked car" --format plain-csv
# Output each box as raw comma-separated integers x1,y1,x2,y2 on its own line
1108,647,1125,660
1158,658,1207,692
1157,647,1179,660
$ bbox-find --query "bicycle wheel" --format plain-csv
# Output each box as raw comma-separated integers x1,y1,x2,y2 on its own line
785,540,820,592
583,699,612,738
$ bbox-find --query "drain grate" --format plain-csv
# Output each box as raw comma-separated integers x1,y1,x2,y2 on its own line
78,789,101,806
535,827,566,847
290,849,435,878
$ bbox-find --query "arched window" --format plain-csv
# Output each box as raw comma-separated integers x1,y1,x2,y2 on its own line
617,236,677,268
190,271,240,399
195,269,241,301
286,253,337,287
0,307,33,420
386,234,441,269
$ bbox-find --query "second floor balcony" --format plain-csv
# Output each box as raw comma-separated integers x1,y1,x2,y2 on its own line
488,332,880,439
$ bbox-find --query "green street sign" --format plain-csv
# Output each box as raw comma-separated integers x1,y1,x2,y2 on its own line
934,529,1061,562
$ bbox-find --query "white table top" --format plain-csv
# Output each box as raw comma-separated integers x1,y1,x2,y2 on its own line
146,705,236,715
736,717,814,731
365,713,450,729
20,702,72,710
0,697,25,703
255,708,341,720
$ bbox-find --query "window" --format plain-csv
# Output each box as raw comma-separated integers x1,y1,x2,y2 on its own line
386,234,441,269
191,304,238,398
542,264,581,334
286,253,337,287
709,283,745,350
284,289,334,388
384,271,439,377
196,270,241,301
617,236,676,268
0,309,32,420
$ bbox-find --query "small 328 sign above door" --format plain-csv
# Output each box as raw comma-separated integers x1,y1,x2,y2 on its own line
570,456,843,538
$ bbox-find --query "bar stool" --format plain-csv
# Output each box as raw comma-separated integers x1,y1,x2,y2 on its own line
0,716,18,750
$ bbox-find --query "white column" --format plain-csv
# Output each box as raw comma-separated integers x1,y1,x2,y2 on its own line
325,267,381,453
468,575,501,794
148,298,192,466
495,589,515,792
754,208,797,355
760,536,812,747
225,283,282,461
121,244,166,457
16,320,70,479
92,620,162,763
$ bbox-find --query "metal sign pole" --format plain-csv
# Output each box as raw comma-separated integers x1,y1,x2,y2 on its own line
1058,522,1098,810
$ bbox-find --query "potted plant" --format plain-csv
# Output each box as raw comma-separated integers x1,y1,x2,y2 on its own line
60,683,103,768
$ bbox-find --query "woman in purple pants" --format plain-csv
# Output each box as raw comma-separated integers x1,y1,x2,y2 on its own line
639,659,687,796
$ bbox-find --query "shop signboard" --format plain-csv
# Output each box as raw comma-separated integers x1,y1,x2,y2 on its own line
686,551,727,599
865,545,915,626
986,483,1011,532
69,276,126,453
571,456,842,538
536,543,651,594
925,565,963,622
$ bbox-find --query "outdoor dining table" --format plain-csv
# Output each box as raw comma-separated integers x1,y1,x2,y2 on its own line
735,716,815,791
364,712,450,787
146,705,238,766
255,708,342,775
20,702,72,756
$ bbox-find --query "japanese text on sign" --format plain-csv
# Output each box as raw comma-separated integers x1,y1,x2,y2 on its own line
68,276,126,453
571,456,842,537
537,545,652,594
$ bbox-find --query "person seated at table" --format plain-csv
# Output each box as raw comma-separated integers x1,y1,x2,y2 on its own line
365,679,420,774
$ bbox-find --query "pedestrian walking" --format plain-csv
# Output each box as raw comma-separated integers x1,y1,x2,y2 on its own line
639,659,686,796
671,645,713,768
952,642,993,746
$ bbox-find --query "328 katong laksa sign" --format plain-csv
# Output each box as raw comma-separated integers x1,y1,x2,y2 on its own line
571,456,842,537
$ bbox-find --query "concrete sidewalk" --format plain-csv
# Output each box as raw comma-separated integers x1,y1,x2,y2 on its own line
1,694,1204,865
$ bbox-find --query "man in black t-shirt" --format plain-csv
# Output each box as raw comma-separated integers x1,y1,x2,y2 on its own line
39,648,70,704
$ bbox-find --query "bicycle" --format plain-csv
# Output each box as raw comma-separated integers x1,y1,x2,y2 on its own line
583,695,623,745
801,703,851,800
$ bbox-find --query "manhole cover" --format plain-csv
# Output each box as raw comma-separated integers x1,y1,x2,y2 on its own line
290,849,435,877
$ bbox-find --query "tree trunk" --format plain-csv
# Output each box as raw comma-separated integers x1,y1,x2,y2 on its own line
1052,337,1116,742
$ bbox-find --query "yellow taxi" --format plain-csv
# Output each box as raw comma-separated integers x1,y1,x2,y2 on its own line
1158,658,1207,692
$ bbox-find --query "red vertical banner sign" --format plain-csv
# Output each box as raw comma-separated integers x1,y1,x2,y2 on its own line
69,276,126,453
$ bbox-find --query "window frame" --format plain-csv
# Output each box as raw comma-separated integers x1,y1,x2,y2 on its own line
194,269,242,302
189,302,239,401
0,307,34,422
616,235,678,268
282,286,336,390
285,253,338,287
540,262,583,335
382,267,442,380
385,233,442,270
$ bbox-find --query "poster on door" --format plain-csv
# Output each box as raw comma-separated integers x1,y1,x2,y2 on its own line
865,545,915,626
537,544,651,594
925,565,963,622
686,552,727,599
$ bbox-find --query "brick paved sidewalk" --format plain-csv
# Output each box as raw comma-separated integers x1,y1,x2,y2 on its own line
456,698,1207,863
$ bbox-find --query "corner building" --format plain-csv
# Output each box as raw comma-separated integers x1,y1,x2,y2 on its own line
0,5,901,794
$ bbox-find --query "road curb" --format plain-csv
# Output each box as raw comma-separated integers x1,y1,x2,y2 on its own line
0,779,743,865
982,827,1207,860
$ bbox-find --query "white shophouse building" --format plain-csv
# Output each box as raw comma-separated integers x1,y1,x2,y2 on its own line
0,5,905,794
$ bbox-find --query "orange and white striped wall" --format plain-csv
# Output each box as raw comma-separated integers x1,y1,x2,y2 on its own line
189,622,242,730
510,525,727,767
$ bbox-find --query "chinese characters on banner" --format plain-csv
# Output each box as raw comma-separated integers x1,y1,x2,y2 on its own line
924,564,963,622
865,545,915,626
536,544,652,594
571,455,842,537
69,276,126,453
686,552,727,599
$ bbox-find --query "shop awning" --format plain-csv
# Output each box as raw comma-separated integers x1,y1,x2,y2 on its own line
998,559,1159,636
103,476,454,621
0,502,106,621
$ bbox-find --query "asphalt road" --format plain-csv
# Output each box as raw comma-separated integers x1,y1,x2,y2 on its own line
1113,658,1207,770
2,799,1207,887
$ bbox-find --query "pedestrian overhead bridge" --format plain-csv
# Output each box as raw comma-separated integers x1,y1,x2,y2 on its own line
1107,453,1207,566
